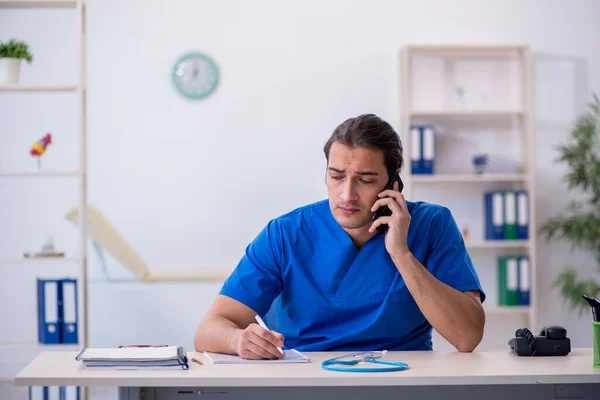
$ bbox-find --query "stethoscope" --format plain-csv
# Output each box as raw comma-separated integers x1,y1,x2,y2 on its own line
321,350,409,373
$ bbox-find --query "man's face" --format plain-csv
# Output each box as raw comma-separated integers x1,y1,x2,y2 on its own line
326,142,390,231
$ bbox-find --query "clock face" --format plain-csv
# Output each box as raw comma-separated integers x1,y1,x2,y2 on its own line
171,52,219,99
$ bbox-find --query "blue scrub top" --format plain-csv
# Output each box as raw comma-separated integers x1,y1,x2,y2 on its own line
219,199,485,352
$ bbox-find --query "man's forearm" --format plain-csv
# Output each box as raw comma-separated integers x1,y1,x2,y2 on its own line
392,252,485,352
193,316,242,354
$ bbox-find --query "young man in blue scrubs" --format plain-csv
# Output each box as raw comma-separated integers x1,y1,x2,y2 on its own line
194,114,485,359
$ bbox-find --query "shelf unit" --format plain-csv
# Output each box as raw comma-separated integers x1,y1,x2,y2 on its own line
0,0,88,396
399,46,536,339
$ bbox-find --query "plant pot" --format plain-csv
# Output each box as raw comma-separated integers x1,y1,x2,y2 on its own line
0,58,22,84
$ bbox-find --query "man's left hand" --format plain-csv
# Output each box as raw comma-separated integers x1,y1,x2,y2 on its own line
369,181,411,259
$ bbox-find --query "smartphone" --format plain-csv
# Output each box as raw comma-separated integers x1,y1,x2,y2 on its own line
371,170,403,234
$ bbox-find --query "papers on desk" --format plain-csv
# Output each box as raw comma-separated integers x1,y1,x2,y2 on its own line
204,349,309,364
75,346,189,370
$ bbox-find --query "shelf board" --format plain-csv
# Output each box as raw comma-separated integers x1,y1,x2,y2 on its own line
0,170,80,178
0,343,80,350
0,0,78,9
409,110,523,120
410,173,526,183
485,306,530,315
0,257,79,265
407,45,527,54
0,84,79,92
466,240,530,249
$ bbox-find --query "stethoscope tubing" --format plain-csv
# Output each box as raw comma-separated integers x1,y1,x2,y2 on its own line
321,357,409,373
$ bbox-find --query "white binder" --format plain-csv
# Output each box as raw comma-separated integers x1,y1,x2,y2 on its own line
410,125,421,174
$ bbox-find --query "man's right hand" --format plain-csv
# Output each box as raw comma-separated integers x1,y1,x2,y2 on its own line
234,323,285,360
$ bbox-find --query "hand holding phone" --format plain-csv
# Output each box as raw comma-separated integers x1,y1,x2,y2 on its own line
371,170,403,234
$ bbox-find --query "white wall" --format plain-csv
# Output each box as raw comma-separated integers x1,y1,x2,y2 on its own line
1,0,600,378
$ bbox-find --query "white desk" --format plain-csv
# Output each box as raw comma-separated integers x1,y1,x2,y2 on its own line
15,349,600,400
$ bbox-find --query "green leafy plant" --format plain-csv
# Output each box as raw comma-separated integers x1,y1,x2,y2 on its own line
0,38,33,63
539,94,600,315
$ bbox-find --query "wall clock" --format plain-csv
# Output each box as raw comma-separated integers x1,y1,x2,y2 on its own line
171,52,219,99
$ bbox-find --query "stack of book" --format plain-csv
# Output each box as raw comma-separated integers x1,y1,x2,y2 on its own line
484,190,529,240
75,345,189,370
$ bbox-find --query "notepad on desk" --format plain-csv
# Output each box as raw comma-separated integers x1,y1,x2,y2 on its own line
75,345,189,370
204,349,309,364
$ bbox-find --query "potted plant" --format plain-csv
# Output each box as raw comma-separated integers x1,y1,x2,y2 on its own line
539,94,600,314
0,38,33,84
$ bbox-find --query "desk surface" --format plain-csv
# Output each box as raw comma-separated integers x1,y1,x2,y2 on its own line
14,349,600,388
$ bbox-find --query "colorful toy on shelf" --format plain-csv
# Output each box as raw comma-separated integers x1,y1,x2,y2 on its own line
30,133,52,169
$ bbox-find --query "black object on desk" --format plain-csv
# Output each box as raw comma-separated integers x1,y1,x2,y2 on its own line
508,326,571,356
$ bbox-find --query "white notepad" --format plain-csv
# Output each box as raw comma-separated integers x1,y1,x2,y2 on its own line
204,349,309,364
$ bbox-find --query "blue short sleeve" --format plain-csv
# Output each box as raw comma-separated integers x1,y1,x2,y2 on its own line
427,207,486,303
219,220,283,316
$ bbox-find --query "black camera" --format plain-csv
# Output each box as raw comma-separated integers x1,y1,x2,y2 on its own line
508,325,571,356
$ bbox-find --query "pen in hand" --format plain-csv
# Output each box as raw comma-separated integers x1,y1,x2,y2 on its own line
254,314,285,355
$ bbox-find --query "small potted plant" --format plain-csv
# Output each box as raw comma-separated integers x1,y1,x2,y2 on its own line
0,38,33,84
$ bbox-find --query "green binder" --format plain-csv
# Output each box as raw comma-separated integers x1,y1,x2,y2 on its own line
503,191,517,240
506,256,519,305
498,256,507,306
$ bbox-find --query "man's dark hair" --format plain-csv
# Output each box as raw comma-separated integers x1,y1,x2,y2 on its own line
323,114,404,177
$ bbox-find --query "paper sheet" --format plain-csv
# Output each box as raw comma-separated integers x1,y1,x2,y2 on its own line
204,349,309,364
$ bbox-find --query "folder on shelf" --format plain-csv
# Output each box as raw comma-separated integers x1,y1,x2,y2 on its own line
497,256,507,306
506,256,519,306
498,256,519,306
485,191,504,240
30,387,44,400
421,125,435,174
516,190,529,240
503,190,517,240
44,386,60,400
60,279,78,344
61,387,80,400
37,279,61,344
410,125,422,174
518,256,530,306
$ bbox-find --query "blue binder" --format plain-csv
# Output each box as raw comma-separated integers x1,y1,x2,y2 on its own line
516,190,529,240
37,279,61,344
61,386,80,400
421,125,435,174
410,125,422,174
518,256,530,305
43,386,60,400
59,279,78,344
484,191,504,240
